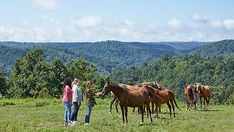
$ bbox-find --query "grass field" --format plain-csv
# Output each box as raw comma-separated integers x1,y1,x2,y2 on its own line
0,98,233,132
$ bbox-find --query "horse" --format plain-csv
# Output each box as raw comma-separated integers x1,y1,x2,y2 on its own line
184,84,199,110
153,89,181,118
100,80,155,124
109,83,140,113
145,82,180,118
195,83,211,110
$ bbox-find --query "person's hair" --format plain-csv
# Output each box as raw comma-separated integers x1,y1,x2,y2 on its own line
73,78,79,84
86,80,92,89
63,77,72,88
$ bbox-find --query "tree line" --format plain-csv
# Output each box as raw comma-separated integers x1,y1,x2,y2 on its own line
0,48,105,98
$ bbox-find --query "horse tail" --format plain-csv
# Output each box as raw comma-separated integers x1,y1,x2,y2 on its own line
173,95,181,111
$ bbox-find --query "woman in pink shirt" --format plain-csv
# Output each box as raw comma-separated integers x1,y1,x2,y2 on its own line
62,77,73,126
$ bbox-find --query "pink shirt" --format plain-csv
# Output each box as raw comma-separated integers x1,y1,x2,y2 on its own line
62,85,72,102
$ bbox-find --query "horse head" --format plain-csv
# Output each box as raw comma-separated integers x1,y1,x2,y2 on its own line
195,83,203,95
100,80,113,97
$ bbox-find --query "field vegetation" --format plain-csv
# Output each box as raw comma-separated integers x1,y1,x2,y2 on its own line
0,98,233,132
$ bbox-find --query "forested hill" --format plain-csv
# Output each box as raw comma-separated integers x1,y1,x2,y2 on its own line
110,54,234,104
190,39,234,57
0,41,202,75
1,40,234,76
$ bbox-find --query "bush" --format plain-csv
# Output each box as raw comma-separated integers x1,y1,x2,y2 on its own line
38,88,50,98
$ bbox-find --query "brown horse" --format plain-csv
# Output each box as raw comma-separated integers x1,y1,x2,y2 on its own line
109,83,140,113
195,83,211,110
184,84,198,110
156,89,180,118
136,82,180,118
101,81,155,124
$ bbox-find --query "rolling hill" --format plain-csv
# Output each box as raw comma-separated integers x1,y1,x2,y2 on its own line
190,39,234,57
0,40,218,76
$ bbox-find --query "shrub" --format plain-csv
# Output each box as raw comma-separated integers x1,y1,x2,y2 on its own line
38,88,50,99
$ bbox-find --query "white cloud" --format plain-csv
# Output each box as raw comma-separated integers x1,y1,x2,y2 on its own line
224,19,234,30
192,13,208,23
70,15,102,28
209,20,223,28
124,20,134,26
167,18,182,29
32,0,59,10
1,13,234,42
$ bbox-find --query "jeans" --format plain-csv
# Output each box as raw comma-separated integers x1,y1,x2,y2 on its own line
64,102,71,121
71,102,80,121
84,105,93,123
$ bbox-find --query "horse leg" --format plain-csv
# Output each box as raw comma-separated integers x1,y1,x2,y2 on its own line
132,107,134,113
185,97,190,111
109,97,116,113
167,102,172,119
125,107,128,123
121,106,125,123
194,101,197,110
140,105,144,124
205,97,209,110
200,97,202,110
203,97,206,110
151,102,155,114
146,105,149,118
115,100,119,113
207,97,210,110
156,104,159,118
170,100,175,118
146,104,153,123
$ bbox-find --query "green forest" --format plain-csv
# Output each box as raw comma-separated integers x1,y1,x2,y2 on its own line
0,41,204,75
110,54,234,104
0,40,234,105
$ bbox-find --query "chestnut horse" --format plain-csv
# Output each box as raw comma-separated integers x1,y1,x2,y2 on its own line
184,84,198,110
101,81,155,123
109,83,140,113
195,83,211,110
155,89,180,118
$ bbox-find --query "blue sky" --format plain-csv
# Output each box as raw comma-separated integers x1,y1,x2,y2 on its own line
0,0,234,42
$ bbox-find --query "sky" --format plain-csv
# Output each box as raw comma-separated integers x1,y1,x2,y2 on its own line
0,0,234,42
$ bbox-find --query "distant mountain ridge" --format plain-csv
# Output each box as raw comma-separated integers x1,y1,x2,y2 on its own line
190,39,234,57
1,40,233,76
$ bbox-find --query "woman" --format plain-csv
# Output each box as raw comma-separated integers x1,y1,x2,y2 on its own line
84,81,96,125
62,77,73,126
71,78,82,125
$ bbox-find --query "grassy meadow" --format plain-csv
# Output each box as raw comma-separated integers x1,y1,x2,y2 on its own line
0,98,233,132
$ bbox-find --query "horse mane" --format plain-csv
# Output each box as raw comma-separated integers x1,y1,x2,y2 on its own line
109,82,128,91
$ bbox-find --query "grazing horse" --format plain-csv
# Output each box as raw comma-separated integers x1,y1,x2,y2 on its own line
195,83,211,110
101,81,155,124
184,84,198,110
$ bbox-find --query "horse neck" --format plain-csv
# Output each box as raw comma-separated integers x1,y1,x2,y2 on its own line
110,84,126,99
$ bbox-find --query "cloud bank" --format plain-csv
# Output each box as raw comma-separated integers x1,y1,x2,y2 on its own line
0,13,234,42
